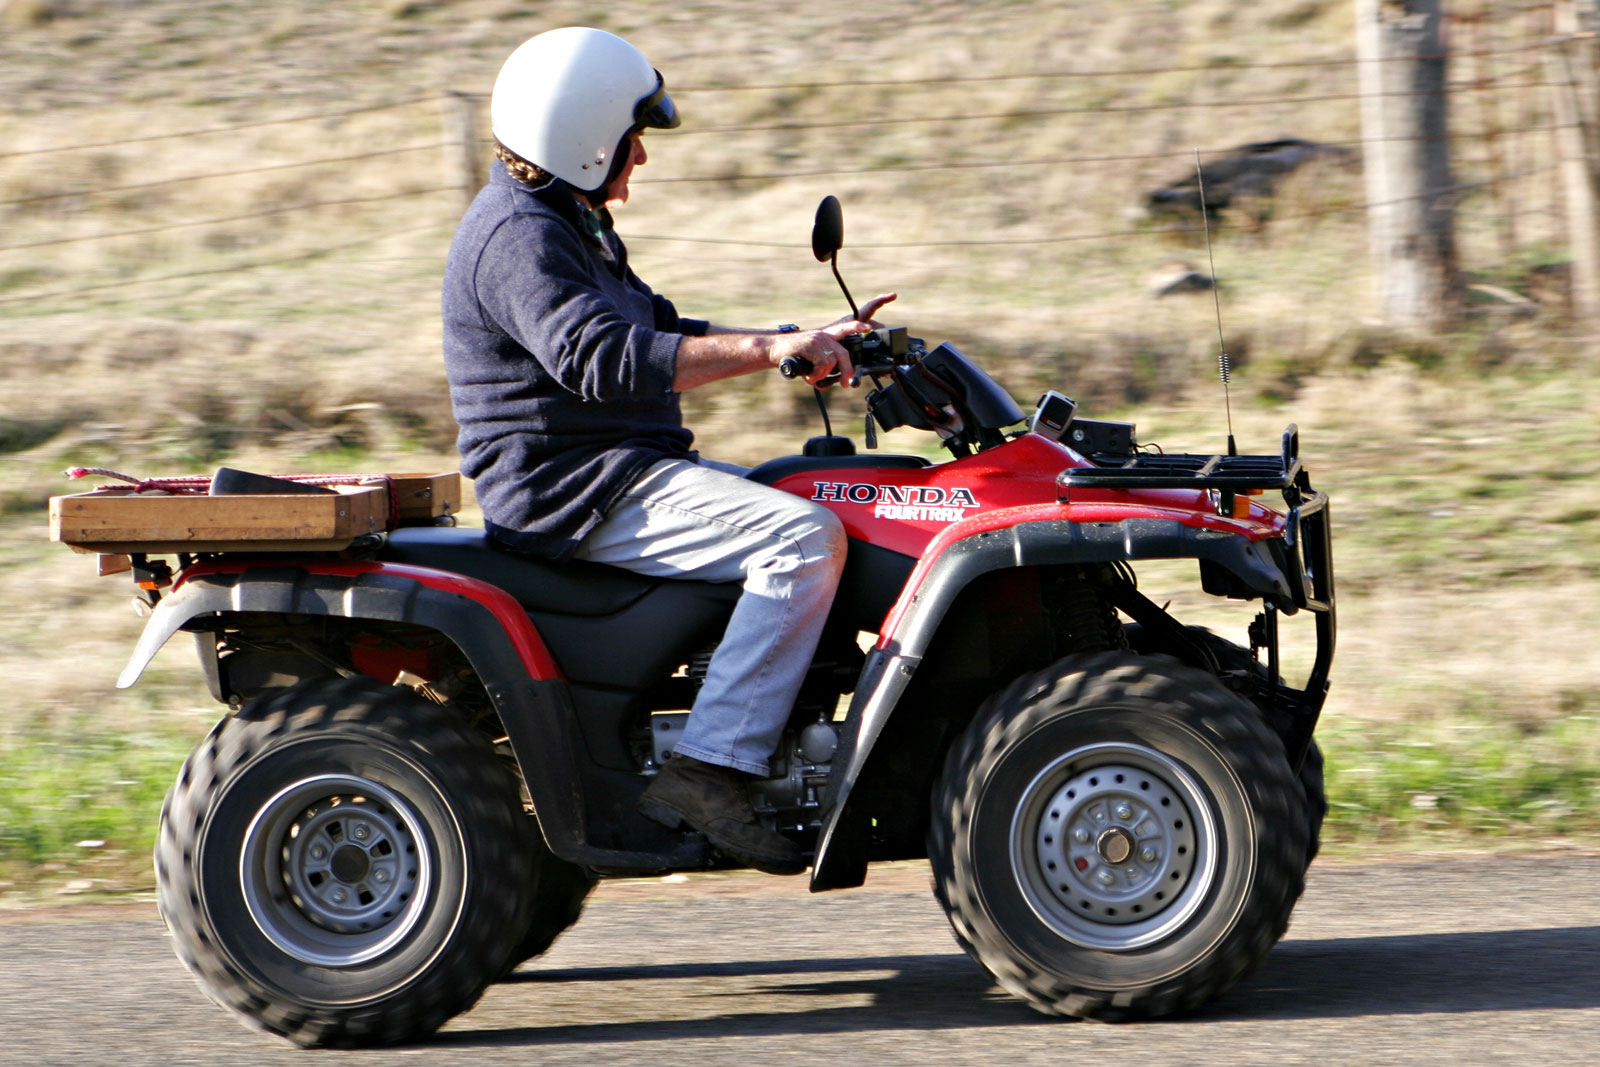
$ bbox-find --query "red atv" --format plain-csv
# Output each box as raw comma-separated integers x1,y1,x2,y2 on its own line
72,199,1333,1046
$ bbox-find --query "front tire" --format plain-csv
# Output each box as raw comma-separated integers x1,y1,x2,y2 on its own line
155,678,532,1047
928,653,1307,1020
1125,624,1327,874
1299,739,1327,868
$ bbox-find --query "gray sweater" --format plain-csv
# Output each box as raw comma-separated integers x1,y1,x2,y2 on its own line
442,166,708,559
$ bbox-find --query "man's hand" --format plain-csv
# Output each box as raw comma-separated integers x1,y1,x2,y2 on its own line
830,292,897,331
785,293,897,387
769,321,872,387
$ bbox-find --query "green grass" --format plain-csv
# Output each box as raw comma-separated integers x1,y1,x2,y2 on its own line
1321,710,1600,848
0,693,219,894
0,723,178,884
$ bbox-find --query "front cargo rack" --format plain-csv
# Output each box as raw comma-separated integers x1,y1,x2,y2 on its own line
1063,424,1304,495
1061,423,1337,760
1058,424,1331,616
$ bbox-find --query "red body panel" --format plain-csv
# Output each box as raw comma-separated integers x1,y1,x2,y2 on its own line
772,434,1070,557
177,559,565,681
773,434,1285,558
771,432,1291,643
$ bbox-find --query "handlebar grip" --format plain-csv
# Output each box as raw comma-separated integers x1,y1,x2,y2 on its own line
778,355,814,380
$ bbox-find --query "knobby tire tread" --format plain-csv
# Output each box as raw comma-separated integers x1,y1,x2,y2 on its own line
1130,624,1328,876
155,676,533,1048
927,652,1308,1022
502,834,596,974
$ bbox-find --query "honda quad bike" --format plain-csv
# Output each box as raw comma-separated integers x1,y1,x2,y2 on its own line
53,198,1334,1047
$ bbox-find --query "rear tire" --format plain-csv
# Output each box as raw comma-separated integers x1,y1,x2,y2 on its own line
155,677,532,1047
500,832,596,975
928,652,1307,1020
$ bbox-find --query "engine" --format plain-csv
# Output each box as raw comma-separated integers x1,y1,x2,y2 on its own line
645,710,838,830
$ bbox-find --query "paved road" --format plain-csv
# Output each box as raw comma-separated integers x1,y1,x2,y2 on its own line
3,855,1599,1066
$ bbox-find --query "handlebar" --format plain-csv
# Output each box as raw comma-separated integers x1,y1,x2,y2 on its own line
777,353,828,381
777,329,908,385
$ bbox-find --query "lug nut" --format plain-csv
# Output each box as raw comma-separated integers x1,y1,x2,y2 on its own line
1140,846,1158,863
352,824,370,841
310,845,327,861
1097,869,1116,886
1073,828,1091,844
1114,802,1133,821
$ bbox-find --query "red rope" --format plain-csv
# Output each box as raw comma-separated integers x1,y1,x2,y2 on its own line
65,467,209,494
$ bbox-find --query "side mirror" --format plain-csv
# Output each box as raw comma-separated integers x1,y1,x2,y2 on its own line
811,194,858,318
811,195,844,262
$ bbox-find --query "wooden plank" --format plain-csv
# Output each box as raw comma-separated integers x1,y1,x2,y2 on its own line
49,485,386,553
64,538,365,554
387,472,460,520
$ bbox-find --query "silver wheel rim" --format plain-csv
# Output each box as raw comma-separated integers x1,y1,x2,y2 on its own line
240,774,435,966
1009,742,1219,950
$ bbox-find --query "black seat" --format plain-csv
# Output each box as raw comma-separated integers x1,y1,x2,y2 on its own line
746,453,929,486
379,526,740,693
378,526,706,618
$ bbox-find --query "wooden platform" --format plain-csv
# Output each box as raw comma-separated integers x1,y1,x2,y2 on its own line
49,472,459,555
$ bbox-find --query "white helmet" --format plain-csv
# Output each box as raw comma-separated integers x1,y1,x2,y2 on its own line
490,27,679,193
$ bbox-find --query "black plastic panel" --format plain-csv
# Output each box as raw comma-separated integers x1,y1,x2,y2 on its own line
531,580,739,689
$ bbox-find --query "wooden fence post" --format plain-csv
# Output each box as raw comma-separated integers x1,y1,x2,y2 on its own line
1550,0,1600,327
1356,0,1461,332
443,92,484,211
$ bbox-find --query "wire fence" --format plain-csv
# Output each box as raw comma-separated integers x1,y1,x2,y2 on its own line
0,14,1577,312
0,221,455,307
621,162,1563,252
665,82,1557,137
0,143,451,208
0,42,1548,160
0,188,455,252
0,96,446,161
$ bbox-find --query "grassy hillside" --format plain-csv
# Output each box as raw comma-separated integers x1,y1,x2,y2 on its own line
3,0,1596,897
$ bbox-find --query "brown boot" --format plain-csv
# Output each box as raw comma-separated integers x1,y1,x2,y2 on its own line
638,755,806,875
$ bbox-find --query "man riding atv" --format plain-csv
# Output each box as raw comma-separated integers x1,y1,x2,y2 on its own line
442,26,895,874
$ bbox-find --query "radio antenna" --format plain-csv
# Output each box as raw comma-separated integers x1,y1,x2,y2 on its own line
1194,149,1237,457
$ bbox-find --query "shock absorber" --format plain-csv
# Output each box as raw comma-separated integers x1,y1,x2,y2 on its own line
1047,565,1125,655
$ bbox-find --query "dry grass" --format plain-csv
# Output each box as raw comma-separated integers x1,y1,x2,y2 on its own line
3,1,1599,892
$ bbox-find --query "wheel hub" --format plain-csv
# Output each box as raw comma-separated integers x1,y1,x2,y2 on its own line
329,844,371,884
240,774,434,967
280,794,417,933
1097,826,1134,864
1011,742,1217,950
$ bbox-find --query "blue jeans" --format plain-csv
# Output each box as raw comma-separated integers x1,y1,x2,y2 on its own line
571,458,847,775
